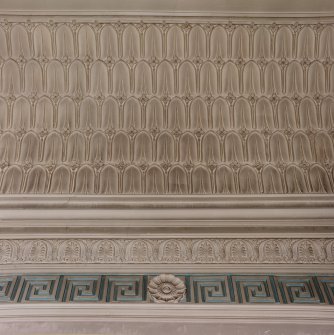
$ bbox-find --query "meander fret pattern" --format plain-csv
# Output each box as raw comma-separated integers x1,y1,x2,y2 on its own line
0,18,334,194
0,274,333,304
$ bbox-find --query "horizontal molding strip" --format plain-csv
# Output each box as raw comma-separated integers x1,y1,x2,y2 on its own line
0,304,333,325
0,194,333,209
0,273,333,305
1,12,334,19
0,195,333,224
0,238,332,265
1,264,333,274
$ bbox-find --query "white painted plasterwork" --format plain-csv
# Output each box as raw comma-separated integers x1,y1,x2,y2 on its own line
0,4,333,333
0,16,333,195
0,238,333,265
0,13,333,273
0,195,333,272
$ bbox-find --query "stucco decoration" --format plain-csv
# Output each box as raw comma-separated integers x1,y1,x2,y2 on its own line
148,274,186,303
0,17,333,194
0,238,332,265
0,273,333,304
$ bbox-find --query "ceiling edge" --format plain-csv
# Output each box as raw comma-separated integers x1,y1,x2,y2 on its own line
0,11,334,18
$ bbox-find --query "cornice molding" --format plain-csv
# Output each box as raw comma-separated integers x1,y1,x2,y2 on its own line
0,0,333,18
1,304,334,335
1,263,333,274
1,194,333,209
1,12,334,19
1,304,333,324
1,195,333,238
0,195,333,233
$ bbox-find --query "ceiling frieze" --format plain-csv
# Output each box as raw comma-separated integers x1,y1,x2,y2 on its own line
0,273,333,305
0,17,333,195
0,238,333,265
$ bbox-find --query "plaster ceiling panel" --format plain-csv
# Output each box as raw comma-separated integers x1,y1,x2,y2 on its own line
0,15,333,195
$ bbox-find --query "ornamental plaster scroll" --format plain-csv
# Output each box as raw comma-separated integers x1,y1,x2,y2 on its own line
0,238,333,264
0,18,333,194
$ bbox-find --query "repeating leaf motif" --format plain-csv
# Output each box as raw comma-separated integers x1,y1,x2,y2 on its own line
0,18,333,194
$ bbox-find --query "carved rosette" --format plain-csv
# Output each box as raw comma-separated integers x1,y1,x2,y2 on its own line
148,274,186,303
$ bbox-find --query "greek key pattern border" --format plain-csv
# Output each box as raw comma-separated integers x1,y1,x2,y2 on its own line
0,238,333,264
0,273,333,304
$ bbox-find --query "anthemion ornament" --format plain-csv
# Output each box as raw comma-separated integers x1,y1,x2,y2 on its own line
148,274,186,303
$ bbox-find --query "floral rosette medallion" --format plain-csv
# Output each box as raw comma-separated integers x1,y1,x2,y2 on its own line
148,274,186,303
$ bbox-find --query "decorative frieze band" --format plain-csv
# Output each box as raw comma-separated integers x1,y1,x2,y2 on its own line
0,273,333,304
0,238,333,264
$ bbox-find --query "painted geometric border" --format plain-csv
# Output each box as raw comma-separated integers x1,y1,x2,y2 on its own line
1,274,333,305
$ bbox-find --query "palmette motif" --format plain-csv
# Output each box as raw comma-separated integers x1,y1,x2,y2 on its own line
0,238,333,264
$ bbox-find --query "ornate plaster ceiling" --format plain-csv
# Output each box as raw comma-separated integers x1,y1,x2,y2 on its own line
0,3,333,334
0,16,333,195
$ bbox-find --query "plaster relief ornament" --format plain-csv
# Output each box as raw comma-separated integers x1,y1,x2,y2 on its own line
148,274,186,303
0,18,332,195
